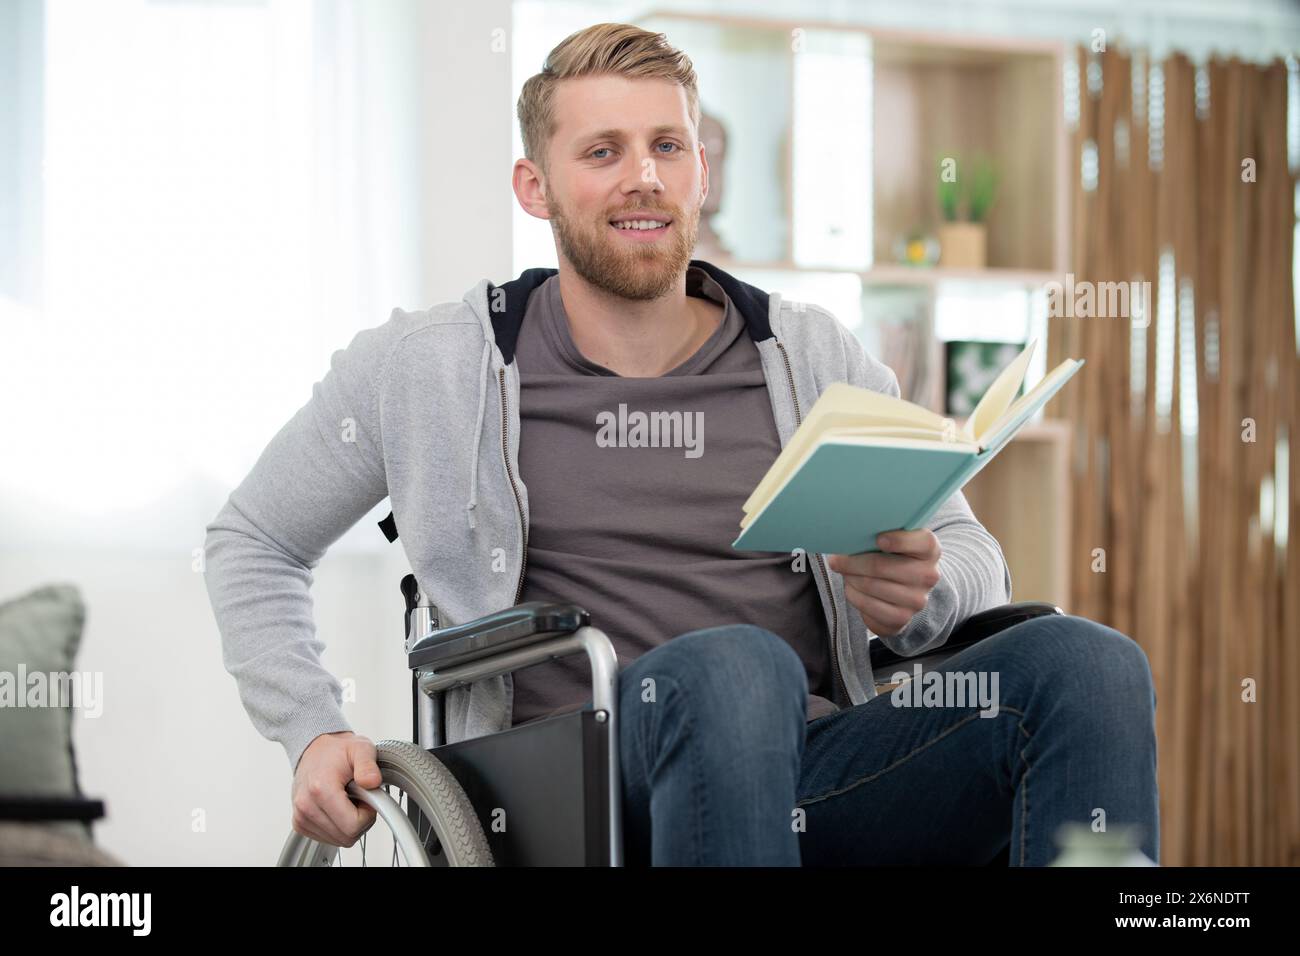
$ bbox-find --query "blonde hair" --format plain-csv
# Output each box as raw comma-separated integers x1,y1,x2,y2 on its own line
517,22,700,174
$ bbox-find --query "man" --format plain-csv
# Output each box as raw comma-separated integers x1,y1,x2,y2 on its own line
204,22,1159,866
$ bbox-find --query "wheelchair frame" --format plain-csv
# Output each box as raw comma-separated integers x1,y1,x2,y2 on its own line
399,570,1063,867
402,575,624,866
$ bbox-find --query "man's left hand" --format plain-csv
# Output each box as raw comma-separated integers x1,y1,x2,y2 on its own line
827,529,942,637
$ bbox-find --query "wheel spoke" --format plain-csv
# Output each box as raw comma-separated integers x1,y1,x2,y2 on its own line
284,742,483,867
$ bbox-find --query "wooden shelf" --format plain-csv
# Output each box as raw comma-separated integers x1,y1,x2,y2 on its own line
641,10,1069,277
707,257,1056,289
862,265,1056,288
961,418,1073,607
870,36,1067,273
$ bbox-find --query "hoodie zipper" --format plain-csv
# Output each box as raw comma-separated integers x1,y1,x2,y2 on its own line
499,367,529,605
775,340,849,707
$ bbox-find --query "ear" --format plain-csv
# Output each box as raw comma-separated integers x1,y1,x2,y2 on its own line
512,157,552,221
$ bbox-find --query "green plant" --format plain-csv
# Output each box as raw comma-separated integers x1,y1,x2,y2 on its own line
937,158,960,222
968,155,999,223
936,153,1000,223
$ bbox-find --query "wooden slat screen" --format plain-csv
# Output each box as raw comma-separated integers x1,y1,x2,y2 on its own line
1051,47,1297,866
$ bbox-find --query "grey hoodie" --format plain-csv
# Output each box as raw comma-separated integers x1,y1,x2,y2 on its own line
203,260,1013,772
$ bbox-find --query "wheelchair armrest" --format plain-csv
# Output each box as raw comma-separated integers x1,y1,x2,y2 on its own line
868,601,1062,672
407,601,591,671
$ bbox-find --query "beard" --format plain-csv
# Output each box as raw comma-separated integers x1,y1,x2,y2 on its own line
548,191,701,301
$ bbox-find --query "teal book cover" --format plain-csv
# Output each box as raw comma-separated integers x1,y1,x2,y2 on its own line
732,358,1083,555
731,440,981,554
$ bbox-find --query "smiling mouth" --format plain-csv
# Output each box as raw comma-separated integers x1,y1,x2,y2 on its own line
609,217,672,233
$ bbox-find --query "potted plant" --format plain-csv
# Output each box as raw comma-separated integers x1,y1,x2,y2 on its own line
937,154,997,269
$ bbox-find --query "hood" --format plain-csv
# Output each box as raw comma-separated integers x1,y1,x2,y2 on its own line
472,258,778,364
381,259,781,541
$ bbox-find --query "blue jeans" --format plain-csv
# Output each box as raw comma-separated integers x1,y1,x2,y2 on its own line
615,614,1160,866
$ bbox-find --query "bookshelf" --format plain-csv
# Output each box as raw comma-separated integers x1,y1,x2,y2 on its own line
640,10,1076,606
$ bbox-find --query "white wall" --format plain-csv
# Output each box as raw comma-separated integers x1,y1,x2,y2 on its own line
420,0,517,303
0,550,408,866
0,0,513,866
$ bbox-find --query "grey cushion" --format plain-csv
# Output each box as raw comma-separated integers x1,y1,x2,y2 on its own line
0,584,87,797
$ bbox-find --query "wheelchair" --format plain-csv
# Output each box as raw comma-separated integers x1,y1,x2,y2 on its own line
277,573,1062,867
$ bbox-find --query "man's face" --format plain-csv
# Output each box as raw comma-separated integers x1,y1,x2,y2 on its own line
535,75,706,301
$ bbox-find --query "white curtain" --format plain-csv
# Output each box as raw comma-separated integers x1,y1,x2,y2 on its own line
1,0,425,554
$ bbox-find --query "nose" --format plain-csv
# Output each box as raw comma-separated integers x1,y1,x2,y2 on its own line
619,147,665,198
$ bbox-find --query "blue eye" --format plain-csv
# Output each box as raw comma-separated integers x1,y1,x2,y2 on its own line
657,142,680,153
590,147,612,159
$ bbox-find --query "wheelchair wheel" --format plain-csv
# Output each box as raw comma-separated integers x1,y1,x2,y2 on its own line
276,739,494,867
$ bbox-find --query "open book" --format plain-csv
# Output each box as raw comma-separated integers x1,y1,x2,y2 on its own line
731,339,1083,554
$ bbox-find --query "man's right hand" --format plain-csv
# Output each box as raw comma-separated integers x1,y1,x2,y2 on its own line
291,731,383,847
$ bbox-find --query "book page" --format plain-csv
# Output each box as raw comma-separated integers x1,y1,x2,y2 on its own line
962,339,1037,443
976,357,1083,449
821,425,964,441
741,382,951,515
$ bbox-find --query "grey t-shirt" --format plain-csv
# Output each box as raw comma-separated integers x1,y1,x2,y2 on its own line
509,265,839,726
